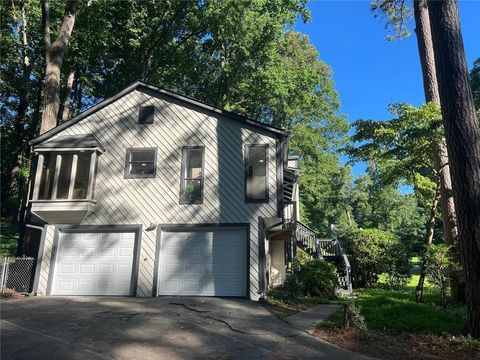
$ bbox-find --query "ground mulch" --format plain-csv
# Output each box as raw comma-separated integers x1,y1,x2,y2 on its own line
261,301,299,319
1,288,28,299
314,328,480,360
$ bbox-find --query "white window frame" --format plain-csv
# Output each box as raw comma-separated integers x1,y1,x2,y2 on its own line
33,150,98,201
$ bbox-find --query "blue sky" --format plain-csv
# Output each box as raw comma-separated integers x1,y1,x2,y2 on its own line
295,0,480,178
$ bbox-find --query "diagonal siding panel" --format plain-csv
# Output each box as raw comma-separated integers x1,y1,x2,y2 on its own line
38,90,280,299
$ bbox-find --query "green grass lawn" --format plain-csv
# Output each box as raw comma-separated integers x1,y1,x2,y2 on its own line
410,256,421,266
354,288,465,334
322,272,467,335
0,219,19,259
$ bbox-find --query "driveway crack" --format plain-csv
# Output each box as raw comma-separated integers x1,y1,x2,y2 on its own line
206,316,252,334
168,302,212,313
168,302,301,338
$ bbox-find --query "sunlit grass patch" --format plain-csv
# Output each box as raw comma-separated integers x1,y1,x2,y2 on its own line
320,267,467,335
356,288,465,334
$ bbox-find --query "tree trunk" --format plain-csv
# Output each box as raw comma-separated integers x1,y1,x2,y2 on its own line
415,178,440,303
7,1,31,222
61,69,75,123
434,141,465,302
428,0,480,338
71,72,83,116
40,0,78,134
413,0,464,302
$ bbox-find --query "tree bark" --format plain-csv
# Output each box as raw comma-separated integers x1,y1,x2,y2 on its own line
413,0,464,302
415,177,440,303
61,69,75,123
40,0,78,134
74,72,83,115
428,0,480,338
7,1,31,222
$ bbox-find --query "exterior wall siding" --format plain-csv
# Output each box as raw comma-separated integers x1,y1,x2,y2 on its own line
37,225,55,295
36,89,279,299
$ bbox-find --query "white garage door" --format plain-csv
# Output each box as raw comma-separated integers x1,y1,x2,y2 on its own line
157,228,247,297
51,231,136,295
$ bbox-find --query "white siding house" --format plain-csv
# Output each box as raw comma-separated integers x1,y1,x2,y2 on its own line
28,81,298,300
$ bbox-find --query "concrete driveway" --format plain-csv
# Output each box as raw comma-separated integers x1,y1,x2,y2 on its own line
1,297,371,360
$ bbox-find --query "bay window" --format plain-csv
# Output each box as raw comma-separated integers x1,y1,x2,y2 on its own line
33,151,97,201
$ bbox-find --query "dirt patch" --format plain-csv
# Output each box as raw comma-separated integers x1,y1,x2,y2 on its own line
1,288,28,299
314,328,480,360
261,301,299,319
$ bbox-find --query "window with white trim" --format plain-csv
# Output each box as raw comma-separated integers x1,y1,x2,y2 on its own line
124,148,157,178
245,144,268,202
35,151,95,200
180,146,204,204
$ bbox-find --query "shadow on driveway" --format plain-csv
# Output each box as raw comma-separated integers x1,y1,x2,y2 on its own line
1,296,373,360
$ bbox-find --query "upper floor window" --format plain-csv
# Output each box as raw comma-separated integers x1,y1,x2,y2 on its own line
180,146,204,204
245,144,268,202
124,148,157,178
34,151,95,200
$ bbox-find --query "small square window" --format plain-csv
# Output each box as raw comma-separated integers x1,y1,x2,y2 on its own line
139,106,155,124
125,148,157,178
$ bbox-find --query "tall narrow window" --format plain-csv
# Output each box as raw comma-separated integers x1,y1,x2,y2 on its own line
73,153,92,199
245,145,268,202
38,153,56,200
180,146,204,204
124,148,157,178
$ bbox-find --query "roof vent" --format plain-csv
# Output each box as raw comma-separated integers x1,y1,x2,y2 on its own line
139,105,155,124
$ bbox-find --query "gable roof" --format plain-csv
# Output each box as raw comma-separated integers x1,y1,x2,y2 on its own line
30,80,287,146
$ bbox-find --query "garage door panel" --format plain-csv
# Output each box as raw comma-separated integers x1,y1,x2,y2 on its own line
185,261,212,274
51,231,136,296
99,247,115,257
158,228,247,297
57,281,74,292
59,263,75,273
98,264,113,273
119,247,134,257
62,247,78,257
161,262,182,274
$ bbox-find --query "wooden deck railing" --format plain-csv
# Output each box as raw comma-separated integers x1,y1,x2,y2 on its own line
296,221,317,255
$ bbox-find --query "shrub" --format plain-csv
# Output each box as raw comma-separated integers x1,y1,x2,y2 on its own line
296,259,338,298
345,298,367,331
340,228,410,288
424,244,453,307
279,259,338,300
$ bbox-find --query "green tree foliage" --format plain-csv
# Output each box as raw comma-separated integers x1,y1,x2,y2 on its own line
424,244,454,307
340,228,410,288
371,0,412,40
348,103,442,188
470,58,480,112
1,0,348,238
350,172,427,251
347,103,444,249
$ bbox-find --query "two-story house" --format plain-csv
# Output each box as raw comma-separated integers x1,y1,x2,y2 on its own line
26,81,303,300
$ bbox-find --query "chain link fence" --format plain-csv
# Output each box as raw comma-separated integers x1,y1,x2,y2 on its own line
0,257,36,294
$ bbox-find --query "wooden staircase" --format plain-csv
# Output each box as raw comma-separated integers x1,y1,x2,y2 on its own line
295,222,352,292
